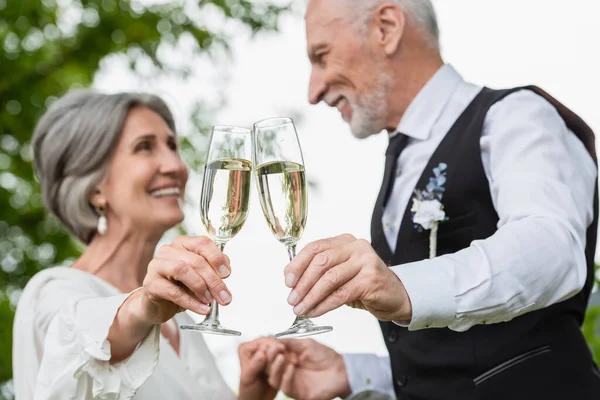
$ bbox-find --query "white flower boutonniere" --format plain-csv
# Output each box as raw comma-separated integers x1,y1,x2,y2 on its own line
411,163,449,259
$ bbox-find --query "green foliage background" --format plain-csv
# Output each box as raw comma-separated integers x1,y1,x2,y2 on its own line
0,0,289,397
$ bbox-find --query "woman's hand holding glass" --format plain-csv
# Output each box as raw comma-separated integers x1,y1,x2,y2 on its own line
180,125,252,336
138,235,232,324
108,235,230,363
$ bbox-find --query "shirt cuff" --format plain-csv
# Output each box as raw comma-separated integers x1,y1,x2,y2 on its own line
390,259,457,330
56,290,160,399
342,354,395,399
74,290,160,396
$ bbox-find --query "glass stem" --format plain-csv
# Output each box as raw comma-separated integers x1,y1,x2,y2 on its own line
203,242,226,325
286,244,296,261
286,244,309,324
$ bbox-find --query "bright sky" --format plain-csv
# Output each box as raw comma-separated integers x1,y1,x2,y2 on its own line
94,0,600,395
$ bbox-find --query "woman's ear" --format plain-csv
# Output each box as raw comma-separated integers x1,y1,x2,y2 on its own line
89,190,106,211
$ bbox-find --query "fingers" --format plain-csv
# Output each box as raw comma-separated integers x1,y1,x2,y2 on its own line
239,337,284,374
150,256,211,304
278,338,313,354
265,346,295,389
255,338,286,369
146,277,210,315
279,363,296,396
265,341,287,378
287,242,353,308
172,235,231,278
305,275,362,318
239,336,280,356
288,238,384,318
284,234,355,288
155,245,232,306
294,260,360,317
238,337,288,389
240,348,268,386
267,353,287,388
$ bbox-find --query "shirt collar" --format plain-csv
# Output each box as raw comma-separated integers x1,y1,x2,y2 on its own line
394,64,464,141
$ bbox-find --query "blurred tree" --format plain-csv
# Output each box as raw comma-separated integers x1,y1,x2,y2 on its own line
0,0,289,396
583,305,600,364
583,268,600,365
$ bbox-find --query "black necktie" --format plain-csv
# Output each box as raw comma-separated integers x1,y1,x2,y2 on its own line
376,133,409,210
371,133,409,261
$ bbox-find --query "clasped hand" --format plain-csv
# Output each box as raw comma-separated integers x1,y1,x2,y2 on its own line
239,337,350,400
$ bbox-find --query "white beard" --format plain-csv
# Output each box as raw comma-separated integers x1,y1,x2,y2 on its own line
348,72,392,139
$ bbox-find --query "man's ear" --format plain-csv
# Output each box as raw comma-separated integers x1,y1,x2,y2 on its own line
372,3,406,56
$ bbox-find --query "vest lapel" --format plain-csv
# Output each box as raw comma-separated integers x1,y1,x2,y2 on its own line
391,88,486,263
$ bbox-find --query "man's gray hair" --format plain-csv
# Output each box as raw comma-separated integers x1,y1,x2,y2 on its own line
32,90,176,244
345,0,440,50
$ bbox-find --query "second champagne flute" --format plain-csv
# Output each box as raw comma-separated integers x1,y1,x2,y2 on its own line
180,125,252,336
252,117,333,338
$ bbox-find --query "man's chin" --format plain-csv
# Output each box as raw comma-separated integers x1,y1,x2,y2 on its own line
350,130,373,139
349,121,379,139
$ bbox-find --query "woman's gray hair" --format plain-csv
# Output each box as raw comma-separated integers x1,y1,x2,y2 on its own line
343,0,440,51
32,90,176,244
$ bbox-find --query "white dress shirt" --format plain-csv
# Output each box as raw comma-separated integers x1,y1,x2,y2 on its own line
343,64,597,398
12,266,235,400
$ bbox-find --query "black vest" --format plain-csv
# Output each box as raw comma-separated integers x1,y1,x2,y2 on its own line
372,87,600,400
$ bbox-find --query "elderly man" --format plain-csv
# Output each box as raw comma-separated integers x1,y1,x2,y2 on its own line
264,0,600,399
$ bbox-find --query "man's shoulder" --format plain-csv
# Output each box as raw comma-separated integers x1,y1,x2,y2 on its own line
482,86,568,126
482,86,553,110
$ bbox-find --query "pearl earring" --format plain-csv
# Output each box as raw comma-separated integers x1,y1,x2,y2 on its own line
96,204,107,235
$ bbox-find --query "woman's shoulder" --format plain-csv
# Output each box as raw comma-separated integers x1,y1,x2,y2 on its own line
16,266,115,320
23,266,107,295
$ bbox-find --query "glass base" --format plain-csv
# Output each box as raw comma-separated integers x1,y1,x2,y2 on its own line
180,321,241,336
180,299,241,336
275,316,333,339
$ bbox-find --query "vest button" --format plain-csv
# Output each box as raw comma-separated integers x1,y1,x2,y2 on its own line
388,329,398,343
396,375,408,387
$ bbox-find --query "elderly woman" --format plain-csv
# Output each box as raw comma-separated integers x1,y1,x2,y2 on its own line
12,90,282,399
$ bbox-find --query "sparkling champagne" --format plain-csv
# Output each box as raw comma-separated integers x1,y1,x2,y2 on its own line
255,161,307,245
201,158,252,243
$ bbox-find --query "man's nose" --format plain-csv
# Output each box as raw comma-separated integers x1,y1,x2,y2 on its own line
308,69,327,105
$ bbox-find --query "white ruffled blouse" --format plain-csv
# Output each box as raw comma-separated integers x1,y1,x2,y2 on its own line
12,266,236,400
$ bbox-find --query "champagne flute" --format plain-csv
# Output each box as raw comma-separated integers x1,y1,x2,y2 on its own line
180,126,252,336
252,117,333,338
